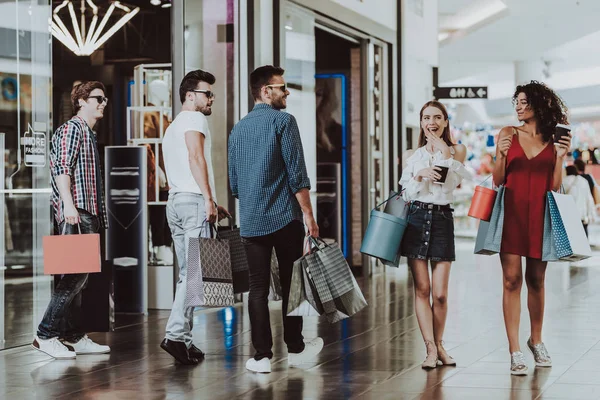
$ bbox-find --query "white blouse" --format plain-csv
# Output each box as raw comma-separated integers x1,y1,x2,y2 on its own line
399,146,472,205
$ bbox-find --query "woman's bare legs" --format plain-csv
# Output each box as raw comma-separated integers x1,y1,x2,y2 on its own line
409,258,437,365
431,261,452,359
525,258,548,344
500,253,523,353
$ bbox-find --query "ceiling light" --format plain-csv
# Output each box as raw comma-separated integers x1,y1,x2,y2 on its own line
51,0,140,56
150,0,161,5
161,3,171,8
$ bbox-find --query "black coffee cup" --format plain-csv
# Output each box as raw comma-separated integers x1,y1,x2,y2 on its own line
554,124,571,144
434,165,449,184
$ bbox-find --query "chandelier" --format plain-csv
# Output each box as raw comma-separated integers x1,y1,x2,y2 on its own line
51,1,140,56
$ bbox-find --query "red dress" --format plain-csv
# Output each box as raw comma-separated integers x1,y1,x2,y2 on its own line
501,132,555,259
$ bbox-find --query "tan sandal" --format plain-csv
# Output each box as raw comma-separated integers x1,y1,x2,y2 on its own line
436,341,456,366
422,340,438,369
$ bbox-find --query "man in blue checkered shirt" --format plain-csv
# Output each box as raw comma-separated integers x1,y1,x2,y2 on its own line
228,65,323,374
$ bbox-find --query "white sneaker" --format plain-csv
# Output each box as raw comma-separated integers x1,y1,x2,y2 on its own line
246,357,272,373
288,337,324,366
62,335,110,355
32,336,76,359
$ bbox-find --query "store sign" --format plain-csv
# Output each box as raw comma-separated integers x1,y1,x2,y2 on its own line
434,86,488,99
22,124,46,167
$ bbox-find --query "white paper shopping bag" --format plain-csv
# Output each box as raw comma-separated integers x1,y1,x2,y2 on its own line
548,192,592,262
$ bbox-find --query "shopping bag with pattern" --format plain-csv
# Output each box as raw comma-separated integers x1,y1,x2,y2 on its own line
287,259,323,317
300,238,367,323
268,248,283,301
546,191,592,262
185,226,233,307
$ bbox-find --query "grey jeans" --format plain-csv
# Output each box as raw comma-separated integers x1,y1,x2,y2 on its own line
165,192,209,348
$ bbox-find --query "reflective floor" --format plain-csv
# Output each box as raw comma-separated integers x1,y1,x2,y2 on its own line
2,239,600,399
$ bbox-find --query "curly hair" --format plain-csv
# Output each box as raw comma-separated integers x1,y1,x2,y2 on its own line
512,81,569,143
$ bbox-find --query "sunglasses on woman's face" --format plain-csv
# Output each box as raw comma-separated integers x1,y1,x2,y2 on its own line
89,96,108,104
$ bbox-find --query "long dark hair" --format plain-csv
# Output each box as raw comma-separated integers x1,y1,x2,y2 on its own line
512,81,569,143
418,101,453,148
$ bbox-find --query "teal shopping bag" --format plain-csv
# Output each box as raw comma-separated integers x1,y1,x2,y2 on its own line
542,194,559,262
474,186,505,255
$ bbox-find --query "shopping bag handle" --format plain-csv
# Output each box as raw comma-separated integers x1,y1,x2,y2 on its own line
61,222,82,235
201,220,221,239
216,216,235,231
303,236,328,255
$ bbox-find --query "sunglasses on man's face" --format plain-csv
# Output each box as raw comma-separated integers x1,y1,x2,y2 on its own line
89,96,108,104
266,84,287,92
191,90,215,99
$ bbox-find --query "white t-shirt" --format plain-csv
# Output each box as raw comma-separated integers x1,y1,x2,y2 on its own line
162,111,216,199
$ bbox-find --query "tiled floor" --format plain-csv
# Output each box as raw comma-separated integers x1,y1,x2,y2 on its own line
2,239,600,399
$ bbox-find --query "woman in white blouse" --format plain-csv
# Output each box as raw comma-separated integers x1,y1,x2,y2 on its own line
399,101,470,369
564,165,595,237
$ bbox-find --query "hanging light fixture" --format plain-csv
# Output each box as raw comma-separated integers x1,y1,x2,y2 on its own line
51,0,140,56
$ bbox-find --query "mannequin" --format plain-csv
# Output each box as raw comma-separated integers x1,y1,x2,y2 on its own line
145,78,173,264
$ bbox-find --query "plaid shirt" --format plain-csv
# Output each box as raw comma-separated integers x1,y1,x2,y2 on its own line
228,104,311,237
50,116,108,228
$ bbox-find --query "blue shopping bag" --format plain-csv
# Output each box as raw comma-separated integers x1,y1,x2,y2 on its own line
546,191,592,262
474,186,505,255
542,194,559,262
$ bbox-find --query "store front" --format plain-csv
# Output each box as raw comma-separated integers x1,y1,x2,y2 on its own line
0,0,398,349
279,0,396,274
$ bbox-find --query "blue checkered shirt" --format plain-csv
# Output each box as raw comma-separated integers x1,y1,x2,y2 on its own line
228,103,311,237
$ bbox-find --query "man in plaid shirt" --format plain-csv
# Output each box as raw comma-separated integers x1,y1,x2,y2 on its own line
32,81,110,359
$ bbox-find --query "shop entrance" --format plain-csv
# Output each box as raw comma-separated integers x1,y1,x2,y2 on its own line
314,28,361,261
282,2,391,273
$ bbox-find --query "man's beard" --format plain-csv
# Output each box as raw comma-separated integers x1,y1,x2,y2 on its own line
197,105,212,115
272,97,286,110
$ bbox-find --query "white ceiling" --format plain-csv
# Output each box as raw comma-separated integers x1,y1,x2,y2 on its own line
439,0,600,83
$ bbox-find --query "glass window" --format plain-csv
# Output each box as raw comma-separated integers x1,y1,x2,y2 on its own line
184,0,239,208
1,0,53,348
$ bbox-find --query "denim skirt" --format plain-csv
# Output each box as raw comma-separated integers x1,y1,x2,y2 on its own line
400,202,456,262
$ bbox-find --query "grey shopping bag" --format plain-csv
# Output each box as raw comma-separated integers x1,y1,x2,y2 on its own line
302,238,367,323
185,226,234,307
218,225,249,294
287,260,323,317
474,186,505,255
268,249,283,301
383,190,410,219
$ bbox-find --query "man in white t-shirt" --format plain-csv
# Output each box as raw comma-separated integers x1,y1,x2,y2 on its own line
160,69,230,365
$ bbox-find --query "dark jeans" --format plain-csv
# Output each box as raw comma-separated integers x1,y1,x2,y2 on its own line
37,209,100,341
242,220,306,360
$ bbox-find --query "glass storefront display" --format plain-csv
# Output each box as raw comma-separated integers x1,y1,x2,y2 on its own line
184,0,239,211
1,0,53,349
0,0,397,348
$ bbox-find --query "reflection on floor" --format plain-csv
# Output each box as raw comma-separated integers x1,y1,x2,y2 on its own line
2,239,600,399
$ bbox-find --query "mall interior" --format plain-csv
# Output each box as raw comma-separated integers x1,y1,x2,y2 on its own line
2,0,600,398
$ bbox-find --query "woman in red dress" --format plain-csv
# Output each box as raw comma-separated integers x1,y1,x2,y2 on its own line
493,81,571,375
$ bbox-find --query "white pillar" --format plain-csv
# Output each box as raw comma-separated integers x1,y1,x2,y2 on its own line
514,60,546,85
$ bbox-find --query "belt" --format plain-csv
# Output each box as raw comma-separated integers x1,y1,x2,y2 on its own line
412,201,453,211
